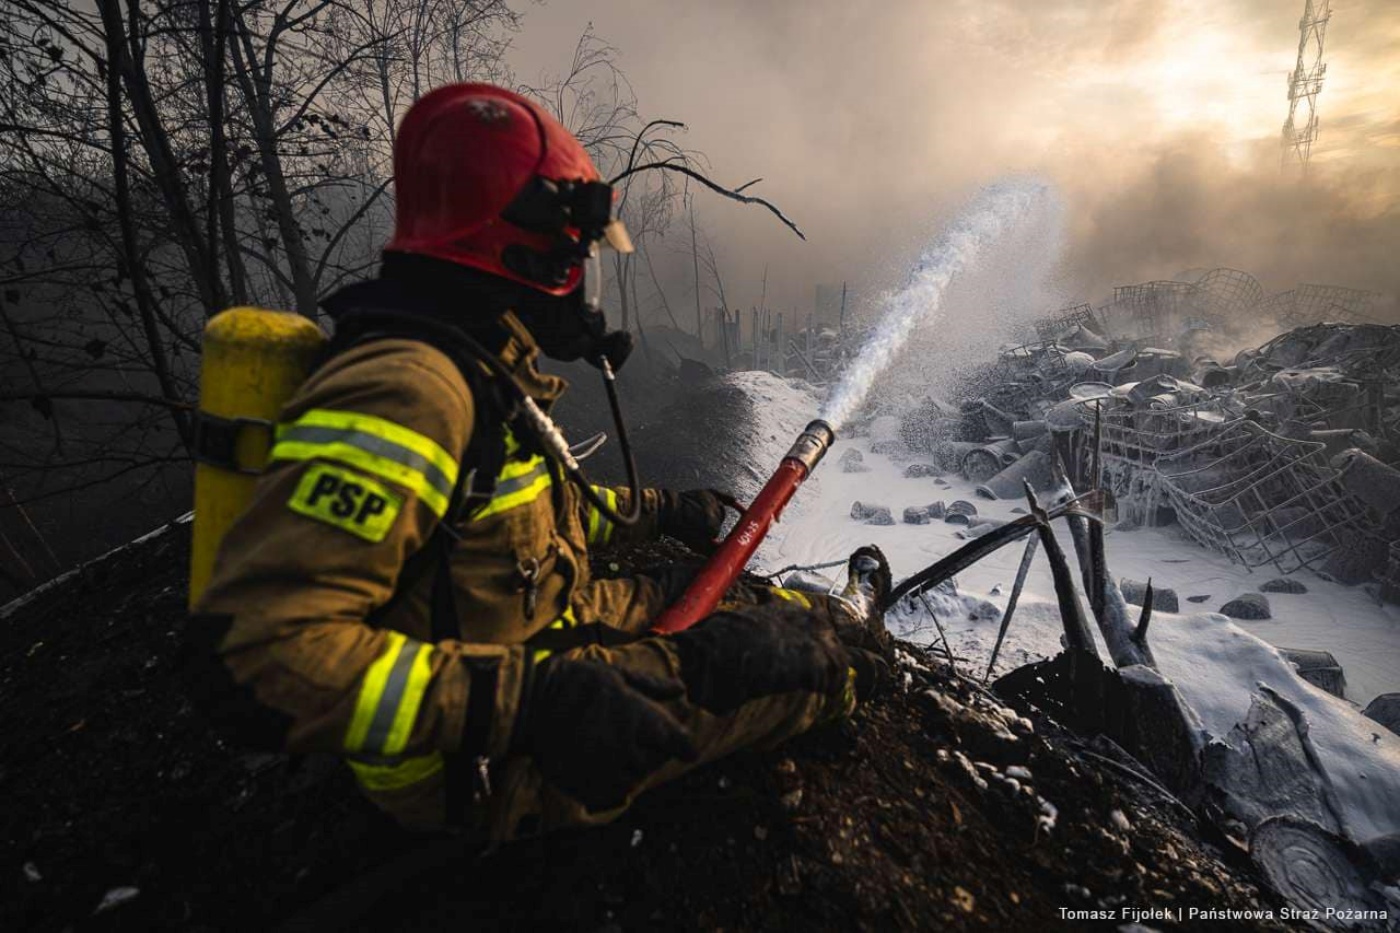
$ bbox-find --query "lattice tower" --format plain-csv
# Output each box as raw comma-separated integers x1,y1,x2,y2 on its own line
1281,0,1332,173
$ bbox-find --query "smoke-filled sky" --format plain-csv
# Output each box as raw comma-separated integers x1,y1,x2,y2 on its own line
510,0,1400,321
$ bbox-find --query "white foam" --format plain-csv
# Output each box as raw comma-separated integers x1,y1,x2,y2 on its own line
819,179,1061,429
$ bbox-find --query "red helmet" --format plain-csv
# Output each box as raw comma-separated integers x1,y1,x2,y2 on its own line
386,83,631,297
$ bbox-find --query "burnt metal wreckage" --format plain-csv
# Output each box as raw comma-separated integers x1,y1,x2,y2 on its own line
861,452,1400,924
816,267,1400,922
897,267,1400,588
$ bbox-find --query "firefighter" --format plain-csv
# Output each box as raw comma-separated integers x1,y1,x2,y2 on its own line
185,83,891,838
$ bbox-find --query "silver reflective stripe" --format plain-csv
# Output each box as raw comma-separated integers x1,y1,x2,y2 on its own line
277,425,454,501
493,461,549,497
362,638,419,754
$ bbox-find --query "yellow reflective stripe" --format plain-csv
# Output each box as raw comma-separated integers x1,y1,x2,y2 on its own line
841,667,858,717
271,438,449,517
772,587,812,609
498,457,545,485
292,409,458,487
586,487,620,545
271,408,458,518
382,642,433,757
345,631,407,753
530,607,576,665
603,489,619,543
499,454,539,480
345,632,434,758
348,752,444,791
473,456,551,520
599,487,619,544
586,488,604,543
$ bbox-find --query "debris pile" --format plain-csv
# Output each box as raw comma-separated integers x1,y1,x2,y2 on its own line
816,282,1400,925
888,271,1400,588
0,521,1297,930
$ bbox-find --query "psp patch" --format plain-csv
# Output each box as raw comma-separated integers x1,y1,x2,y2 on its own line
288,463,403,542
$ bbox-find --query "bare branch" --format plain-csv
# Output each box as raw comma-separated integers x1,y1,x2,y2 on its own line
624,118,685,176
314,178,391,289
611,162,805,241
0,390,193,409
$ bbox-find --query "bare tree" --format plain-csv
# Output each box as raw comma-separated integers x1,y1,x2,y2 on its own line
698,230,731,321
525,28,802,339
0,0,521,576
0,8,804,583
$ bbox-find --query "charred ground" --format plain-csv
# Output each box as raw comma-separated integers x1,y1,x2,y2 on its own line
1,520,1294,931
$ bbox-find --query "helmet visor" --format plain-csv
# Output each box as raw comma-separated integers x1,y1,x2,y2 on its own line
582,243,604,311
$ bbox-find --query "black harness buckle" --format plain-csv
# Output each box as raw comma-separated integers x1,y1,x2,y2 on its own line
193,411,274,475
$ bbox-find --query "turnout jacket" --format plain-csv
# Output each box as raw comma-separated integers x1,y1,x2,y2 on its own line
191,310,671,805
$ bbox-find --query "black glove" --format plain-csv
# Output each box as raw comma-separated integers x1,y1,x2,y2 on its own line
667,607,853,716
637,563,702,605
513,655,697,813
659,489,742,553
846,646,891,702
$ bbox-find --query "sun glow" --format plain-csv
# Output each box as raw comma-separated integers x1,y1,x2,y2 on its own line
1060,8,1285,159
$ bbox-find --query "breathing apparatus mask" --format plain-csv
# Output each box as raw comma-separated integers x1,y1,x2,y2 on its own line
500,176,635,372
479,173,644,529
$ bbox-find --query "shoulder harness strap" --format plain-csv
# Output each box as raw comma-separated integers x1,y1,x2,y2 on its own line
323,309,530,826
324,313,511,633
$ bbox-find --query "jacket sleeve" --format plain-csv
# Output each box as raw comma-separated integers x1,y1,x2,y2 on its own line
571,575,671,634
578,485,666,549
186,341,526,772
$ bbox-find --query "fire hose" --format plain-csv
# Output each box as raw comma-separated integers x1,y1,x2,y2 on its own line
650,419,836,634
645,419,1101,636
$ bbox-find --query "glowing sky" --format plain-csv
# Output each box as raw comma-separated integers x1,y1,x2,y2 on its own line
509,0,1400,311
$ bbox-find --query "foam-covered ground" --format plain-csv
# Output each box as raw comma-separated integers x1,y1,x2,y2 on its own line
726,371,1400,839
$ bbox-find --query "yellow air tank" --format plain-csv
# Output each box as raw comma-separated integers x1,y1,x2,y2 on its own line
189,308,326,606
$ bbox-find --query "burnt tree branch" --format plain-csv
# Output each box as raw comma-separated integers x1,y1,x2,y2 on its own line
610,162,806,241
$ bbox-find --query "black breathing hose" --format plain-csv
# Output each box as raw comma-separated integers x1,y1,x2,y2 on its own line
579,357,643,526
501,355,641,527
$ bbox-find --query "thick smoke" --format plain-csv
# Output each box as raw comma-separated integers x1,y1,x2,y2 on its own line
1062,137,1400,307
509,0,1400,323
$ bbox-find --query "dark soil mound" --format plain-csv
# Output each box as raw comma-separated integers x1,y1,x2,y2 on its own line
1,521,1289,931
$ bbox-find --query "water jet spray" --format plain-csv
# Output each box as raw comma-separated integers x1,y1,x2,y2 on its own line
652,180,1055,634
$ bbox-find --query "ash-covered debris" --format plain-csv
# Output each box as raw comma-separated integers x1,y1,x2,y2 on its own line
838,274,1400,925
1,522,1298,931
851,500,895,525
1276,648,1348,699
886,271,1400,596
1220,592,1273,621
903,505,933,525
839,447,870,473
1366,695,1400,738
944,499,979,525
1260,577,1309,595
1121,578,1179,614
